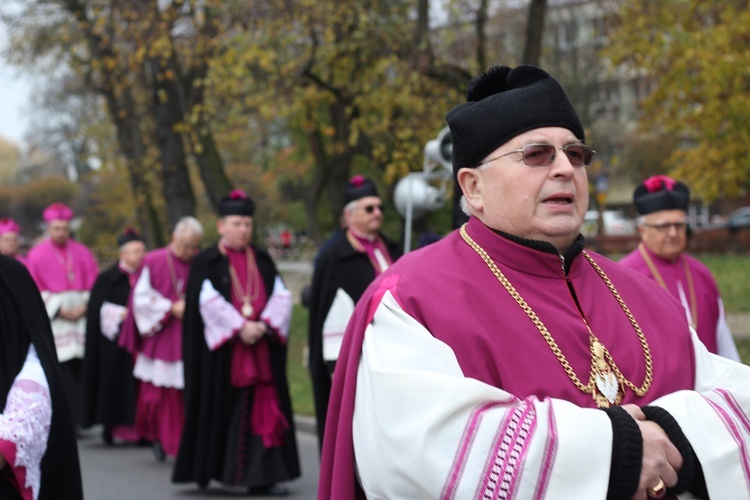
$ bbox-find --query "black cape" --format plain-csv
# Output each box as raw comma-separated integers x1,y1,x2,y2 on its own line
80,263,139,429
173,244,300,488
0,256,83,499
307,231,402,448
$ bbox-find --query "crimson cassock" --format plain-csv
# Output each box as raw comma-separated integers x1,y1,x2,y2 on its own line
173,244,300,488
80,263,139,433
0,256,83,499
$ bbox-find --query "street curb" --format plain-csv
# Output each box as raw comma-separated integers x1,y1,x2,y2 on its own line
294,415,317,435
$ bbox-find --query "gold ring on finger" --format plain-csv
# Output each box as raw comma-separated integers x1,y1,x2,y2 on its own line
646,479,666,499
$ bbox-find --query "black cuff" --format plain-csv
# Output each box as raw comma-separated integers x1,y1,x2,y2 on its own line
641,406,695,496
262,321,273,337
603,406,642,500
325,360,336,375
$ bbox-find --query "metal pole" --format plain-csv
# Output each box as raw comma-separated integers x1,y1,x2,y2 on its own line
404,175,414,254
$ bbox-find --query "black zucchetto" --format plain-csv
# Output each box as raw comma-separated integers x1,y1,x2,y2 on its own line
117,227,144,247
343,175,379,204
445,65,585,175
218,189,255,217
633,175,690,215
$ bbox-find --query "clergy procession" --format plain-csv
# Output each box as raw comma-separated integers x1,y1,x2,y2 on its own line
1,65,750,500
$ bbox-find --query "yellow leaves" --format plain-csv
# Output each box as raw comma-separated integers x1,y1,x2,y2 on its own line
606,0,750,197
104,56,117,71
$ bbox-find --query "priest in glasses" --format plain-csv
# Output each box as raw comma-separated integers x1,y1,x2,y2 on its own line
307,175,401,450
621,175,740,361
319,65,750,499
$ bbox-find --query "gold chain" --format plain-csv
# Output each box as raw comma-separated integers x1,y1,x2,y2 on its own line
166,249,185,298
223,244,259,304
459,224,653,400
638,243,697,329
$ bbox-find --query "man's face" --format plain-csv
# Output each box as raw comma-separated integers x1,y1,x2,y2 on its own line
171,231,202,262
218,215,253,250
345,196,384,236
119,240,146,269
460,127,589,250
637,209,688,261
0,232,20,256
47,220,70,246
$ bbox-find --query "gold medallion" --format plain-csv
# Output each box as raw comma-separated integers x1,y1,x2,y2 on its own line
592,341,622,407
241,300,253,318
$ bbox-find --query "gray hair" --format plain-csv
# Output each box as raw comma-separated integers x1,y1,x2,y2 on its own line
343,200,358,214
173,216,204,238
458,163,490,216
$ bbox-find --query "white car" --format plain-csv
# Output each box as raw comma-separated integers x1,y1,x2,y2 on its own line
582,210,637,237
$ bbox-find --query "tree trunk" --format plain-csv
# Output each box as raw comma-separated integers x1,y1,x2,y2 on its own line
61,0,165,247
325,101,356,222
148,58,197,230
475,0,490,71
304,116,328,244
523,0,548,66
182,3,233,211
103,89,165,248
192,131,233,211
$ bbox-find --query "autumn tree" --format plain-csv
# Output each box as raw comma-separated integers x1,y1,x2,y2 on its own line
3,0,561,247
205,0,474,242
1,0,240,245
605,0,750,202
0,137,20,185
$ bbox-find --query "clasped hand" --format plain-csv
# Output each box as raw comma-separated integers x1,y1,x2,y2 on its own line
621,404,682,500
239,321,267,345
58,304,87,321
171,299,186,319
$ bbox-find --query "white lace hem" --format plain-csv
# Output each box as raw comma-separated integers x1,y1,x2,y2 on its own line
133,355,184,389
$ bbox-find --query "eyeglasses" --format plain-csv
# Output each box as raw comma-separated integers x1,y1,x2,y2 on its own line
363,204,384,214
479,143,596,168
640,221,688,232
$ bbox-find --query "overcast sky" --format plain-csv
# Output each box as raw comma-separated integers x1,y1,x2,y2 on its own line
0,62,31,146
0,18,32,148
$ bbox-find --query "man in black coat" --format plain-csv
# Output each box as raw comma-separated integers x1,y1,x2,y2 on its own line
307,175,402,449
0,256,83,499
173,190,300,497
81,228,146,444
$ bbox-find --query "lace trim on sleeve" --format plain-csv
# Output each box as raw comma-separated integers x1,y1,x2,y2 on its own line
100,301,127,341
133,266,172,336
0,345,52,500
199,279,245,350
260,275,292,342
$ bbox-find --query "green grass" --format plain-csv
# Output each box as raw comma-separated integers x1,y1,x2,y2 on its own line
287,304,314,416
696,254,750,313
698,254,750,363
737,339,750,364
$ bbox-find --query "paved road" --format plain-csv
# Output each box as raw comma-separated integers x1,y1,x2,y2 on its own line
78,424,319,499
